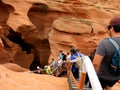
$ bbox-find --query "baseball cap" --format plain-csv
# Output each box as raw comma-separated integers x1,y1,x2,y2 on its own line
109,16,120,26
108,16,120,30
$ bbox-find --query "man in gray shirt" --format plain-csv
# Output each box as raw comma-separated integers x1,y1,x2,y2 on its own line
93,16,120,90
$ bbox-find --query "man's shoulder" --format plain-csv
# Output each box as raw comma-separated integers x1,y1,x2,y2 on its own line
98,38,109,45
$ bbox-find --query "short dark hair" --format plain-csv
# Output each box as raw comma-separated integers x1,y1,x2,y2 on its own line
107,25,112,30
113,25,120,32
76,48,80,52
70,49,76,54
108,25,120,32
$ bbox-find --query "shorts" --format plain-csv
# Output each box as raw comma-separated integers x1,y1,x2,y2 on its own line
98,77,118,89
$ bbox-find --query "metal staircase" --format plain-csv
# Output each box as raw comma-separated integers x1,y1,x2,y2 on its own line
68,76,92,90
67,56,102,90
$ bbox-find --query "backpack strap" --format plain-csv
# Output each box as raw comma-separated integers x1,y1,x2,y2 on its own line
108,38,119,50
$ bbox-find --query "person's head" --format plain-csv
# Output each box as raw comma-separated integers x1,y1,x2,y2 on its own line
59,50,63,53
52,58,54,61
76,48,80,52
44,65,48,69
108,16,120,36
67,52,69,55
62,53,65,55
70,46,75,49
70,49,76,55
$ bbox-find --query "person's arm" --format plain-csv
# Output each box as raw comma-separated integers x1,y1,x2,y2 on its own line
69,57,81,62
92,54,103,73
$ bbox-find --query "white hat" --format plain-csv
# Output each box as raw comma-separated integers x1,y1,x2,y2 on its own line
44,66,48,69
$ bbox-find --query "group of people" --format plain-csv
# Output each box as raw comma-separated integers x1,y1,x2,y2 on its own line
49,47,84,78
50,16,120,90
34,16,120,90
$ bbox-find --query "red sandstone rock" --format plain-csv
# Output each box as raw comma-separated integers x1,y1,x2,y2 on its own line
0,65,69,90
0,0,120,89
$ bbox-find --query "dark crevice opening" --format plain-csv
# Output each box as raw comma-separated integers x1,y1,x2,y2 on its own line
28,3,51,70
2,27,44,70
4,28,32,54
29,47,44,73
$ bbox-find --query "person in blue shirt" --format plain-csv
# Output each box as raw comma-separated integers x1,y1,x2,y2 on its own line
70,49,79,79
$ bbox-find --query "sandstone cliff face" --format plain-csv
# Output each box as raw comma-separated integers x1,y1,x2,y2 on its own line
0,0,120,90
0,0,120,69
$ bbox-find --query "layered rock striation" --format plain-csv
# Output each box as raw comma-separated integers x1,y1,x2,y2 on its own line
0,0,120,69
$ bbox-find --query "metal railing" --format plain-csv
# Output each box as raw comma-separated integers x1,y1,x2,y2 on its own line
68,56,102,90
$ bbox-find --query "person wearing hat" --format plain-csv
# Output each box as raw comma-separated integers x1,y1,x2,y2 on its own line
93,16,120,90
44,65,51,74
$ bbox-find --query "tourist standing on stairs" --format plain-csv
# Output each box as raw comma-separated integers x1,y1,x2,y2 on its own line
70,49,79,79
44,65,51,74
93,16,120,90
59,50,64,60
51,58,58,70
66,52,71,62
76,48,84,57
62,53,67,61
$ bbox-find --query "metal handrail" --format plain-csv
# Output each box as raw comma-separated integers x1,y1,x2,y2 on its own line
67,56,102,90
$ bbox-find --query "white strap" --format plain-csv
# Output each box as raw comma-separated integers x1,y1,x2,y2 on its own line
108,38,119,50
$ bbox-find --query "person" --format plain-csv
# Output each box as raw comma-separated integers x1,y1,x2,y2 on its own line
70,49,79,79
36,66,45,74
44,65,51,74
62,53,67,61
76,48,84,57
59,50,64,60
57,58,63,68
66,52,71,62
93,16,120,90
51,58,58,70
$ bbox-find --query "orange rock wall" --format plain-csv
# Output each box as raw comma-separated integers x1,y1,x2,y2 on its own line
0,0,120,68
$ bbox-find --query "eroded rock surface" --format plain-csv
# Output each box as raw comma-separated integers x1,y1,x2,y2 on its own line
0,65,69,90
0,0,120,90
0,0,120,69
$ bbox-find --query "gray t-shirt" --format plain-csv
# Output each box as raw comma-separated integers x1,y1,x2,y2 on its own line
96,37,120,80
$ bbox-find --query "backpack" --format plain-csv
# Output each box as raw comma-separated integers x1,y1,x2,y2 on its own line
108,38,120,76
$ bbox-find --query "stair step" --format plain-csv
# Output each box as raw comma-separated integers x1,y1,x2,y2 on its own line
71,87,78,90
83,88,92,90
68,77,93,90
